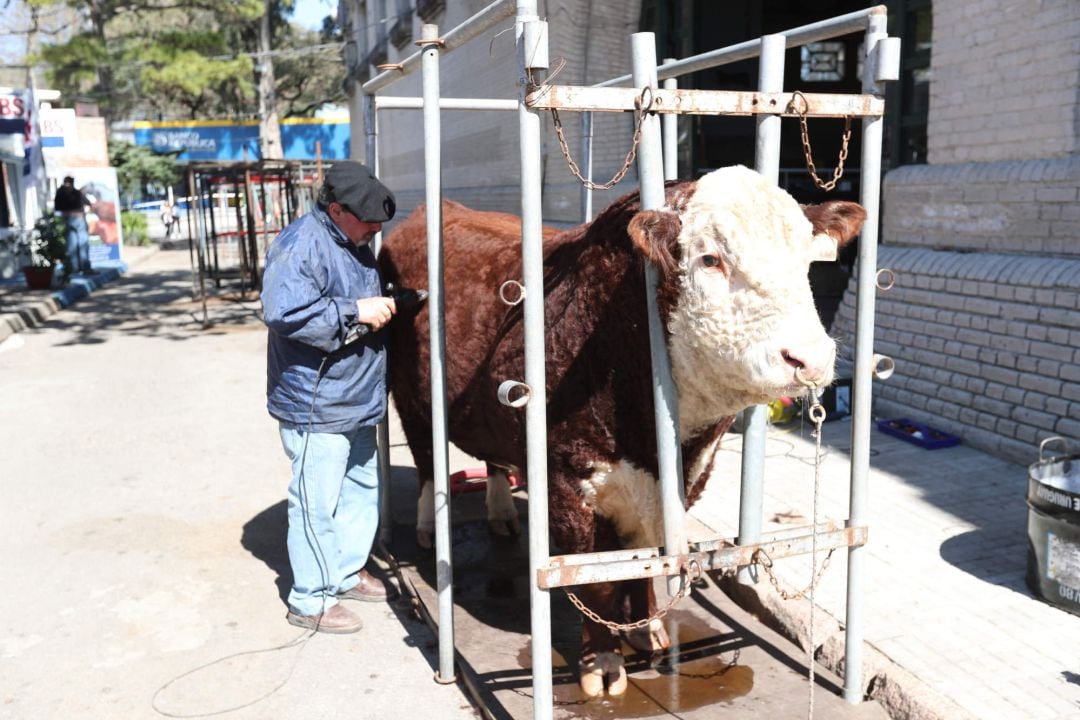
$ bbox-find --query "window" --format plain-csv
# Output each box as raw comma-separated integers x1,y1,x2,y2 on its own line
886,0,932,167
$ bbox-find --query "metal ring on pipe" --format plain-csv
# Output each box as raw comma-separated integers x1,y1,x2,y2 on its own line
872,354,895,380
876,267,896,291
497,380,532,408
498,279,525,306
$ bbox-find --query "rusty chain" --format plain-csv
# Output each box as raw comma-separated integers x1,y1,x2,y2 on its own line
563,558,700,634
549,86,655,191
789,90,852,193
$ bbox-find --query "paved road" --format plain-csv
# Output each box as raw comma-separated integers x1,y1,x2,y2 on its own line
0,249,478,719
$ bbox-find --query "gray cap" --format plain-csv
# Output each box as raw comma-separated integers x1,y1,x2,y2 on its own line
321,161,396,222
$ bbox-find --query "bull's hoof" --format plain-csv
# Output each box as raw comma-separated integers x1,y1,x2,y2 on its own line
487,514,522,537
416,524,434,550
579,652,627,698
623,618,670,654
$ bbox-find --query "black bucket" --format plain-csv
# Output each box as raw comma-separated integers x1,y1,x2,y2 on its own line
1026,438,1080,616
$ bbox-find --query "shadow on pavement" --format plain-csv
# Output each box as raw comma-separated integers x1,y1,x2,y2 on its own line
241,500,292,607
38,264,264,347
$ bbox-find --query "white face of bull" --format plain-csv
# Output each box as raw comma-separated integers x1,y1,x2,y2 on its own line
663,166,846,433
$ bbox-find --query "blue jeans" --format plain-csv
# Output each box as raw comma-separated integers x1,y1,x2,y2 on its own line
64,214,91,274
279,423,380,616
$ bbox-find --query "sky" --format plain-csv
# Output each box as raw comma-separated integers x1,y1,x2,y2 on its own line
290,0,337,32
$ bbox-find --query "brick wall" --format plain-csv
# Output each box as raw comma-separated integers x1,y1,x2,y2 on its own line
929,0,1080,164
882,157,1080,257
833,247,1080,464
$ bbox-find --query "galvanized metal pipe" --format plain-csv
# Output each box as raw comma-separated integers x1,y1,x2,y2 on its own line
374,96,518,111
364,92,395,548
630,33,686,598
515,2,553,717
363,0,516,94
581,112,594,222
845,11,888,705
597,5,886,87
419,23,456,685
662,59,678,181
737,34,785,587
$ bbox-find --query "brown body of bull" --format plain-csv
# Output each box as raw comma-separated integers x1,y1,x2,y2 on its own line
379,169,864,698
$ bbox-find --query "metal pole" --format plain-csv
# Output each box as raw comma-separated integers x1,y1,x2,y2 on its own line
846,9,887,704
737,34,785,586
419,22,456,685
365,91,394,549
187,169,208,326
581,112,593,222
631,33,686,598
374,96,519,111
364,0,517,94
597,6,883,88
516,2,552,718
661,59,677,181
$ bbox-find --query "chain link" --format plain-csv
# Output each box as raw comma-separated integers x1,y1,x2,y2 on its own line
549,86,654,191
790,90,852,193
752,545,836,602
563,559,700,634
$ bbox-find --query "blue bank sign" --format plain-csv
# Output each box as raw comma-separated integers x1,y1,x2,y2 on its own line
133,119,350,162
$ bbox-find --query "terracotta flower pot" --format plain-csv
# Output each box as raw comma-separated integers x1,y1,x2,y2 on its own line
22,265,55,290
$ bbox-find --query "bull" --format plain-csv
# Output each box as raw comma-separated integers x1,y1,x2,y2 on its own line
378,165,865,697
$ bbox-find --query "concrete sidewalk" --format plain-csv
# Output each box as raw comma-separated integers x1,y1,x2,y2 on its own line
0,248,479,720
690,414,1080,720
0,245,158,344
5,246,1077,719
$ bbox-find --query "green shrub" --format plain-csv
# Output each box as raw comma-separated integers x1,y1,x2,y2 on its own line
121,210,150,246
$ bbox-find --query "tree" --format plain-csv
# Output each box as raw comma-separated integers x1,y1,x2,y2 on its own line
108,139,179,202
33,0,264,122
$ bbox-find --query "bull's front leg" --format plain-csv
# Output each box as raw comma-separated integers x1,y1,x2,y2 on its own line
621,579,671,661
576,582,628,698
416,478,435,549
485,464,521,537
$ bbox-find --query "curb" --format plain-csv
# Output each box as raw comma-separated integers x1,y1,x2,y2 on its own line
718,575,976,720
0,264,126,345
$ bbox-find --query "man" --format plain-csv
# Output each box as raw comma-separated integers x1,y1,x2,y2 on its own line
261,162,398,634
53,176,92,277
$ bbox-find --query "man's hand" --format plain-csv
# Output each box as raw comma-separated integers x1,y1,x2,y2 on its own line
355,296,397,331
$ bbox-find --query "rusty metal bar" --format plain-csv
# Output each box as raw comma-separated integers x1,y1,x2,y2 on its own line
526,86,883,118
537,526,867,590
597,5,886,88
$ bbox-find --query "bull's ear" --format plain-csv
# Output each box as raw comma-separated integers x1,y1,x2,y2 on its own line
627,209,681,275
801,200,866,261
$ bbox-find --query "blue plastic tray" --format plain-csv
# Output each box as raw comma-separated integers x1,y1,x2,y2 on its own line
876,418,961,450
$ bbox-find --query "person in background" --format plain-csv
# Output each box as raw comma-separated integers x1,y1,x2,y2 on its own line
53,176,93,277
161,203,176,240
260,161,397,634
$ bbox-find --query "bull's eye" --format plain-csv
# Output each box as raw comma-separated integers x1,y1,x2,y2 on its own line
701,254,725,272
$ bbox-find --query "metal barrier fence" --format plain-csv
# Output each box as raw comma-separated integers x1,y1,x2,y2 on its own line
358,2,899,716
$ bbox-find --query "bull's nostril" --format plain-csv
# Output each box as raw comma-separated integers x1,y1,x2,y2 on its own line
781,350,804,369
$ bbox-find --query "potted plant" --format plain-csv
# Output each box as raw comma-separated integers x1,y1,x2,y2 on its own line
8,216,67,290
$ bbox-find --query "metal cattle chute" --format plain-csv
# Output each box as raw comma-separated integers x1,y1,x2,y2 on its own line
358,2,900,717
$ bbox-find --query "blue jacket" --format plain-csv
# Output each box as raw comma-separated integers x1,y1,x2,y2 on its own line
262,207,386,432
